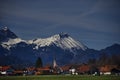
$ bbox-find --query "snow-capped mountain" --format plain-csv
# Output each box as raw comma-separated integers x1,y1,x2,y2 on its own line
0,27,120,67
28,33,87,51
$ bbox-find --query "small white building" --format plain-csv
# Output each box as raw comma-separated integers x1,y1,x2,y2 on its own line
69,68,78,75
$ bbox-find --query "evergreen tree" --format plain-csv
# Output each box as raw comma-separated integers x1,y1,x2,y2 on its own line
35,57,43,68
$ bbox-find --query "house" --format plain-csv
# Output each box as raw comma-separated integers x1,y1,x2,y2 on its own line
0,66,14,75
99,65,117,75
35,66,51,75
61,65,72,74
77,64,90,74
69,68,78,75
61,65,79,75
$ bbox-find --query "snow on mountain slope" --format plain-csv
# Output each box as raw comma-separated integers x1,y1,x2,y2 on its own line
1,38,27,50
28,33,87,50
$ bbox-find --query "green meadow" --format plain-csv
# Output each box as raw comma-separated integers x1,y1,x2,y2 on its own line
0,75,120,80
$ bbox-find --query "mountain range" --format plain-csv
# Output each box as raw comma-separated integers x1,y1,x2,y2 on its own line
0,27,120,67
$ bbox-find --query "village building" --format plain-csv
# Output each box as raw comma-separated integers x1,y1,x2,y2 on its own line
61,64,78,75
61,65,71,74
99,65,117,75
35,65,51,75
69,68,78,75
77,64,90,74
0,66,14,75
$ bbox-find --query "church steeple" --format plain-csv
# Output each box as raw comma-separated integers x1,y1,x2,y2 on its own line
53,58,57,68
52,55,63,74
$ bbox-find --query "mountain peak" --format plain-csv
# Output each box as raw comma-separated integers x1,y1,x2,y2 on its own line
58,32,69,38
0,27,9,32
51,33,69,40
0,26,18,42
1,27,9,31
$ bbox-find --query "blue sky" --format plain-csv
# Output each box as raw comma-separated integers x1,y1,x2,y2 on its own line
0,0,120,50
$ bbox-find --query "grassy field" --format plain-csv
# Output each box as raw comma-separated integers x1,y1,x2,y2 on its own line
0,75,120,80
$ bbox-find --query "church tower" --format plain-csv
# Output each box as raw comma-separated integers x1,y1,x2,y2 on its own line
52,56,63,74
53,58,57,68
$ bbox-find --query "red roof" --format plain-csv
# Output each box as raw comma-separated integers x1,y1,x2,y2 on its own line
37,66,51,71
77,65,90,73
99,65,117,72
0,66,11,71
61,65,72,71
